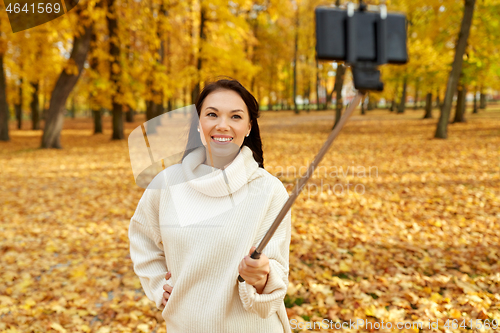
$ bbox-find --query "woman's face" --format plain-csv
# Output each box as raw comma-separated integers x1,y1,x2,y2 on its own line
198,89,252,149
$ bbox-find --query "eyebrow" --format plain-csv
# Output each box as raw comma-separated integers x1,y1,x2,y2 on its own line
205,107,244,113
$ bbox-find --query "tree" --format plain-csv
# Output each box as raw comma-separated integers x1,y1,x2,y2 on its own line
472,87,478,113
41,10,93,148
0,35,9,141
30,82,40,130
453,82,467,123
191,1,207,104
292,2,299,114
14,78,22,129
413,78,420,109
435,0,476,139
315,57,321,110
397,76,407,113
423,92,433,119
107,0,124,140
333,63,345,129
89,26,102,134
479,91,486,109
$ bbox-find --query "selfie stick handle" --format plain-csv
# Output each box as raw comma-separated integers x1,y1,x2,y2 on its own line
238,92,364,283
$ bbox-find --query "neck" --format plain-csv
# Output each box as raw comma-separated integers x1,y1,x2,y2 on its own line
204,147,241,170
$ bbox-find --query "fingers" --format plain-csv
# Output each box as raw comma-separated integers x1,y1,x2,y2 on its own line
244,255,260,268
238,260,253,284
163,271,172,291
162,271,173,306
244,251,269,269
162,288,172,305
239,252,270,286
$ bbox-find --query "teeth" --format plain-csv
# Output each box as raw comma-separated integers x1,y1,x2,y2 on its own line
213,137,233,142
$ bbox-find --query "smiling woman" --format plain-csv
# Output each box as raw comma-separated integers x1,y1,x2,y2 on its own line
197,89,252,169
184,78,265,170
128,77,292,333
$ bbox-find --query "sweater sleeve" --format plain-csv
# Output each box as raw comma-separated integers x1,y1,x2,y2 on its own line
128,187,171,310
238,181,291,319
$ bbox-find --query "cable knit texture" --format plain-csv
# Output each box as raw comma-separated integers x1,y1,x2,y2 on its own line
128,145,292,333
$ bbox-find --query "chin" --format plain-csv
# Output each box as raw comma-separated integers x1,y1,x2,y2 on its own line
208,141,240,157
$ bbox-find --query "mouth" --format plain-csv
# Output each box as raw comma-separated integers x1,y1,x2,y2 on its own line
211,136,233,144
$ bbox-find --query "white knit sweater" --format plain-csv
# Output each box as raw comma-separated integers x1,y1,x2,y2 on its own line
128,145,292,333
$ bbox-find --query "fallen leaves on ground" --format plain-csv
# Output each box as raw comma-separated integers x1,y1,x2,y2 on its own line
1,106,499,332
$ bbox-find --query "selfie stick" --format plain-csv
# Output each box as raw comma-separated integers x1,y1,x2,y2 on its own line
238,92,364,283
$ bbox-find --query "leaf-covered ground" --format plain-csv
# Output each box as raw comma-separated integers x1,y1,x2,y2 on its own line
1,106,499,332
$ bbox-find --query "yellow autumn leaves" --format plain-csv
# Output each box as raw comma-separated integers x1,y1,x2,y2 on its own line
1,106,500,332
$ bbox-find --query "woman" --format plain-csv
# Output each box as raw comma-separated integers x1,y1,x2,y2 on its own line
128,78,292,333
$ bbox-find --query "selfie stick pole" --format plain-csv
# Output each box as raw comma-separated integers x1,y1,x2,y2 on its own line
238,91,365,283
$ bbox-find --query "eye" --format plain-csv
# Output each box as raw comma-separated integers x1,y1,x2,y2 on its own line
232,115,242,119
207,112,217,117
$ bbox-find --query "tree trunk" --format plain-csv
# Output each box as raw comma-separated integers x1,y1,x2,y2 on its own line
112,103,123,137
397,77,407,113
15,78,23,129
472,88,478,113
145,99,156,132
367,93,374,110
93,108,103,134
414,78,419,110
267,70,272,110
361,97,366,115
69,95,76,118
0,53,10,141
423,92,433,119
89,25,103,132
293,9,299,114
435,89,440,108
107,0,124,140
156,103,163,117
333,63,345,129
31,82,40,130
126,106,134,122
153,3,167,122
40,91,45,120
305,77,311,112
184,85,189,108
391,80,399,112
435,0,476,138
164,14,173,116
192,6,206,104
325,84,335,110
315,57,321,110
479,91,486,109
453,84,467,123
41,21,92,148
286,64,292,110
146,100,155,121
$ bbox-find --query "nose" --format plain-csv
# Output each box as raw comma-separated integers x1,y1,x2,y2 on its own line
215,116,230,131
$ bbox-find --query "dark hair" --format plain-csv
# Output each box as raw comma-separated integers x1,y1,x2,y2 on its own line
182,76,264,168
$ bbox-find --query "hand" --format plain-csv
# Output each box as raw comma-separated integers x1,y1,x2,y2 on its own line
238,246,270,294
162,271,173,306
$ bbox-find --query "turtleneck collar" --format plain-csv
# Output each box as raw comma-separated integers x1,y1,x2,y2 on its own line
181,145,260,197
